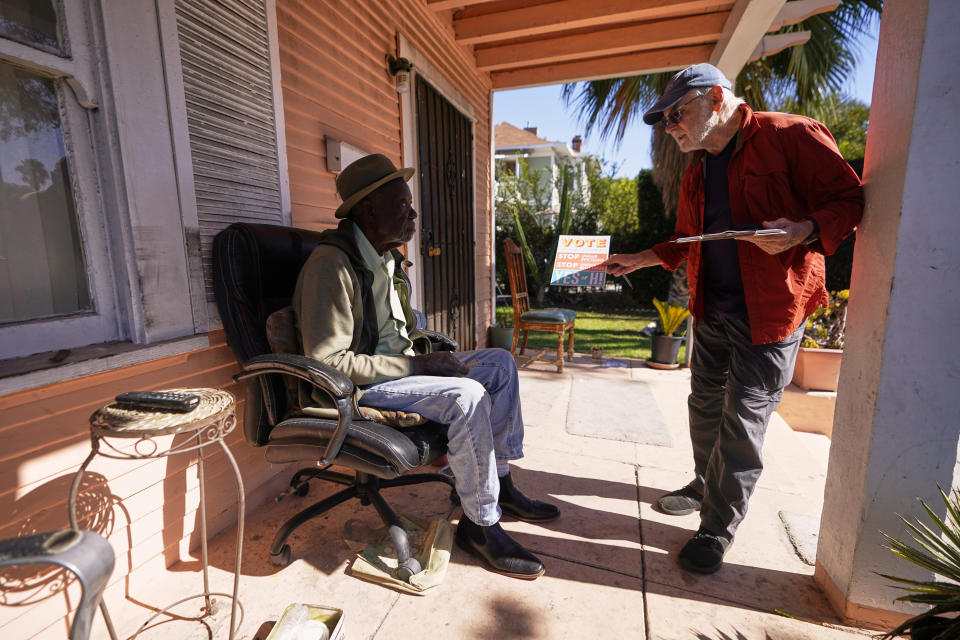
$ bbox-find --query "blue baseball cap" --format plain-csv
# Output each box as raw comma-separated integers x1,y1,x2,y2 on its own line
643,63,732,125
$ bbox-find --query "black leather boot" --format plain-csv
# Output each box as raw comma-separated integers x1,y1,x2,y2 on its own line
455,518,545,579
498,472,560,522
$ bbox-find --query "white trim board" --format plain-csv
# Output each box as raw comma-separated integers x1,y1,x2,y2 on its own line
398,34,479,324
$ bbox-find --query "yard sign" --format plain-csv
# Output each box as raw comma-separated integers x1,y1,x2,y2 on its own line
550,235,610,287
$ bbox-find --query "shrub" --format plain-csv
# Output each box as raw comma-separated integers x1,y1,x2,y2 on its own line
802,289,849,349
494,307,513,327
619,169,675,307
879,488,960,640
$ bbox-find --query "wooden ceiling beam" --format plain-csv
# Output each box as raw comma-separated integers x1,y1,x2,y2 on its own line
709,0,786,79
475,13,727,71
767,0,841,31
750,30,811,61
426,0,502,11
455,0,734,45
490,44,714,89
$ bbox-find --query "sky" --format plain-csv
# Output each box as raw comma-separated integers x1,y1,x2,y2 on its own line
493,19,881,178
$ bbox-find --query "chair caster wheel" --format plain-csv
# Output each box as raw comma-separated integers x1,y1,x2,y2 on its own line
449,489,460,506
269,544,291,567
395,557,421,583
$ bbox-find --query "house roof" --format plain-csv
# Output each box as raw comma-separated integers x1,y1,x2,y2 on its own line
426,0,840,90
494,122,557,149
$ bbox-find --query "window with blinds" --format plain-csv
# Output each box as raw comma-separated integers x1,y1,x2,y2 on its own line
174,0,284,301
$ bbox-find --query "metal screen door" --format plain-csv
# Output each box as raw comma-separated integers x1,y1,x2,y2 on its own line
415,77,476,349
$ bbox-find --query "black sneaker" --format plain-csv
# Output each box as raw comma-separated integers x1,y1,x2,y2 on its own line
677,529,728,574
657,483,703,516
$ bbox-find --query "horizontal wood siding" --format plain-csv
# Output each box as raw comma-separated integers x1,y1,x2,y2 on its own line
276,0,494,339
0,331,291,639
0,4,495,637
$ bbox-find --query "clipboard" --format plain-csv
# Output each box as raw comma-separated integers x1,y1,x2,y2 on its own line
670,228,787,244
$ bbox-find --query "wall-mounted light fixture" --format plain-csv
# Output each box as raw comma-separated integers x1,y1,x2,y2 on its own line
387,55,412,94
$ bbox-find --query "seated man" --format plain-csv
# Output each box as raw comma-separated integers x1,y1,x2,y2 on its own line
292,153,559,580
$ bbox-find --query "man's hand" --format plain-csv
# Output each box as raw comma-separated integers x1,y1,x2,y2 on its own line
411,352,469,377
740,218,814,254
597,249,661,276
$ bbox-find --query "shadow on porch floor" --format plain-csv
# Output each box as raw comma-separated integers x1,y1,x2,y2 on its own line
102,353,874,640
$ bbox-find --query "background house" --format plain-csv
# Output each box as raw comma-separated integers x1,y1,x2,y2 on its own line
494,122,589,216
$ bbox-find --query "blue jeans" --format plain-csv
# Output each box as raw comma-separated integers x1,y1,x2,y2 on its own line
358,348,524,526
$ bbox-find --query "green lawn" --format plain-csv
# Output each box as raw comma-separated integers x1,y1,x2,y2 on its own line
495,307,686,362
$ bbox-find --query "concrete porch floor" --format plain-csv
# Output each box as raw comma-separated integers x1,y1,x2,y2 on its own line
108,352,878,640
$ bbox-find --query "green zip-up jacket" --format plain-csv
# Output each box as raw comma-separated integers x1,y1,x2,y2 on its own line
292,220,431,387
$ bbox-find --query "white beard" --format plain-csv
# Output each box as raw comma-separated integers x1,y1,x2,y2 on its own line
673,109,720,153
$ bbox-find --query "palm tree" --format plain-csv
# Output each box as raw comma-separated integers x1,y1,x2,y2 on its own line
561,0,882,304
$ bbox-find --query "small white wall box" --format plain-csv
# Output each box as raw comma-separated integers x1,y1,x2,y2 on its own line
266,602,344,640
326,139,369,173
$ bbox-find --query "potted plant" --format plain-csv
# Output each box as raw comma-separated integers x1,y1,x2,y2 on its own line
878,488,960,640
648,297,690,367
489,309,515,350
792,289,848,391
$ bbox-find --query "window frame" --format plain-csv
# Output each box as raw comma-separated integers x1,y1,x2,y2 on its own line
0,0,122,359
0,0,292,373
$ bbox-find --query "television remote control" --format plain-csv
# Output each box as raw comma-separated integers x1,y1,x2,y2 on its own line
115,391,200,413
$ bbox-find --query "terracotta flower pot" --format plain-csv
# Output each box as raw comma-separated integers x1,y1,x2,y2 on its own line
791,347,843,391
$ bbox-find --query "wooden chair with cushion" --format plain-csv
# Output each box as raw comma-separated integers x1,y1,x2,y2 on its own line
503,237,575,373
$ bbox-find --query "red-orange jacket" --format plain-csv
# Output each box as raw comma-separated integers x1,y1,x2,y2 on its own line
651,104,863,345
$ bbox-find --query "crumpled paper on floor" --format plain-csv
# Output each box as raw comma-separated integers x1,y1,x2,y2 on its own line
342,516,452,594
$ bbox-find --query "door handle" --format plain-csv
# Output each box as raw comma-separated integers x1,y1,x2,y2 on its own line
422,227,440,257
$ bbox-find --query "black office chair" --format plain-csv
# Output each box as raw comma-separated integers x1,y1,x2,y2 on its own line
212,223,457,581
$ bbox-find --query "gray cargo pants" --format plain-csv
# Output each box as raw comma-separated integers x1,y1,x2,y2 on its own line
687,312,804,542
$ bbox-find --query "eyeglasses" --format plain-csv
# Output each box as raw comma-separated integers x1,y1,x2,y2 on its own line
665,92,707,126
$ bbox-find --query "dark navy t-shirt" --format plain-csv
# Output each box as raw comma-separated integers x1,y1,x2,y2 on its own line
701,136,748,319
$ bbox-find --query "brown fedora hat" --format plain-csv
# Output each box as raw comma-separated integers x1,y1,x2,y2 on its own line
334,154,415,218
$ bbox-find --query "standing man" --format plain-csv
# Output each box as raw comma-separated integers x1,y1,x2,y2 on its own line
293,154,559,580
601,64,862,573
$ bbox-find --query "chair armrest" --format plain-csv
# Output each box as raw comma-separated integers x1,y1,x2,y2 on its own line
235,353,354,398
233,354,355,464
416,329,459,352
411,309,458,351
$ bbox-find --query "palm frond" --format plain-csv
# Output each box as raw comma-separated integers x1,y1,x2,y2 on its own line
651,123,689,216
883,493,960,582
561,0,882,140
880,609,960,640
759,0,882,111
562,75,666,145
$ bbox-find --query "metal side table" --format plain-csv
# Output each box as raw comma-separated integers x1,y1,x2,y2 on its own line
68,388,244,640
